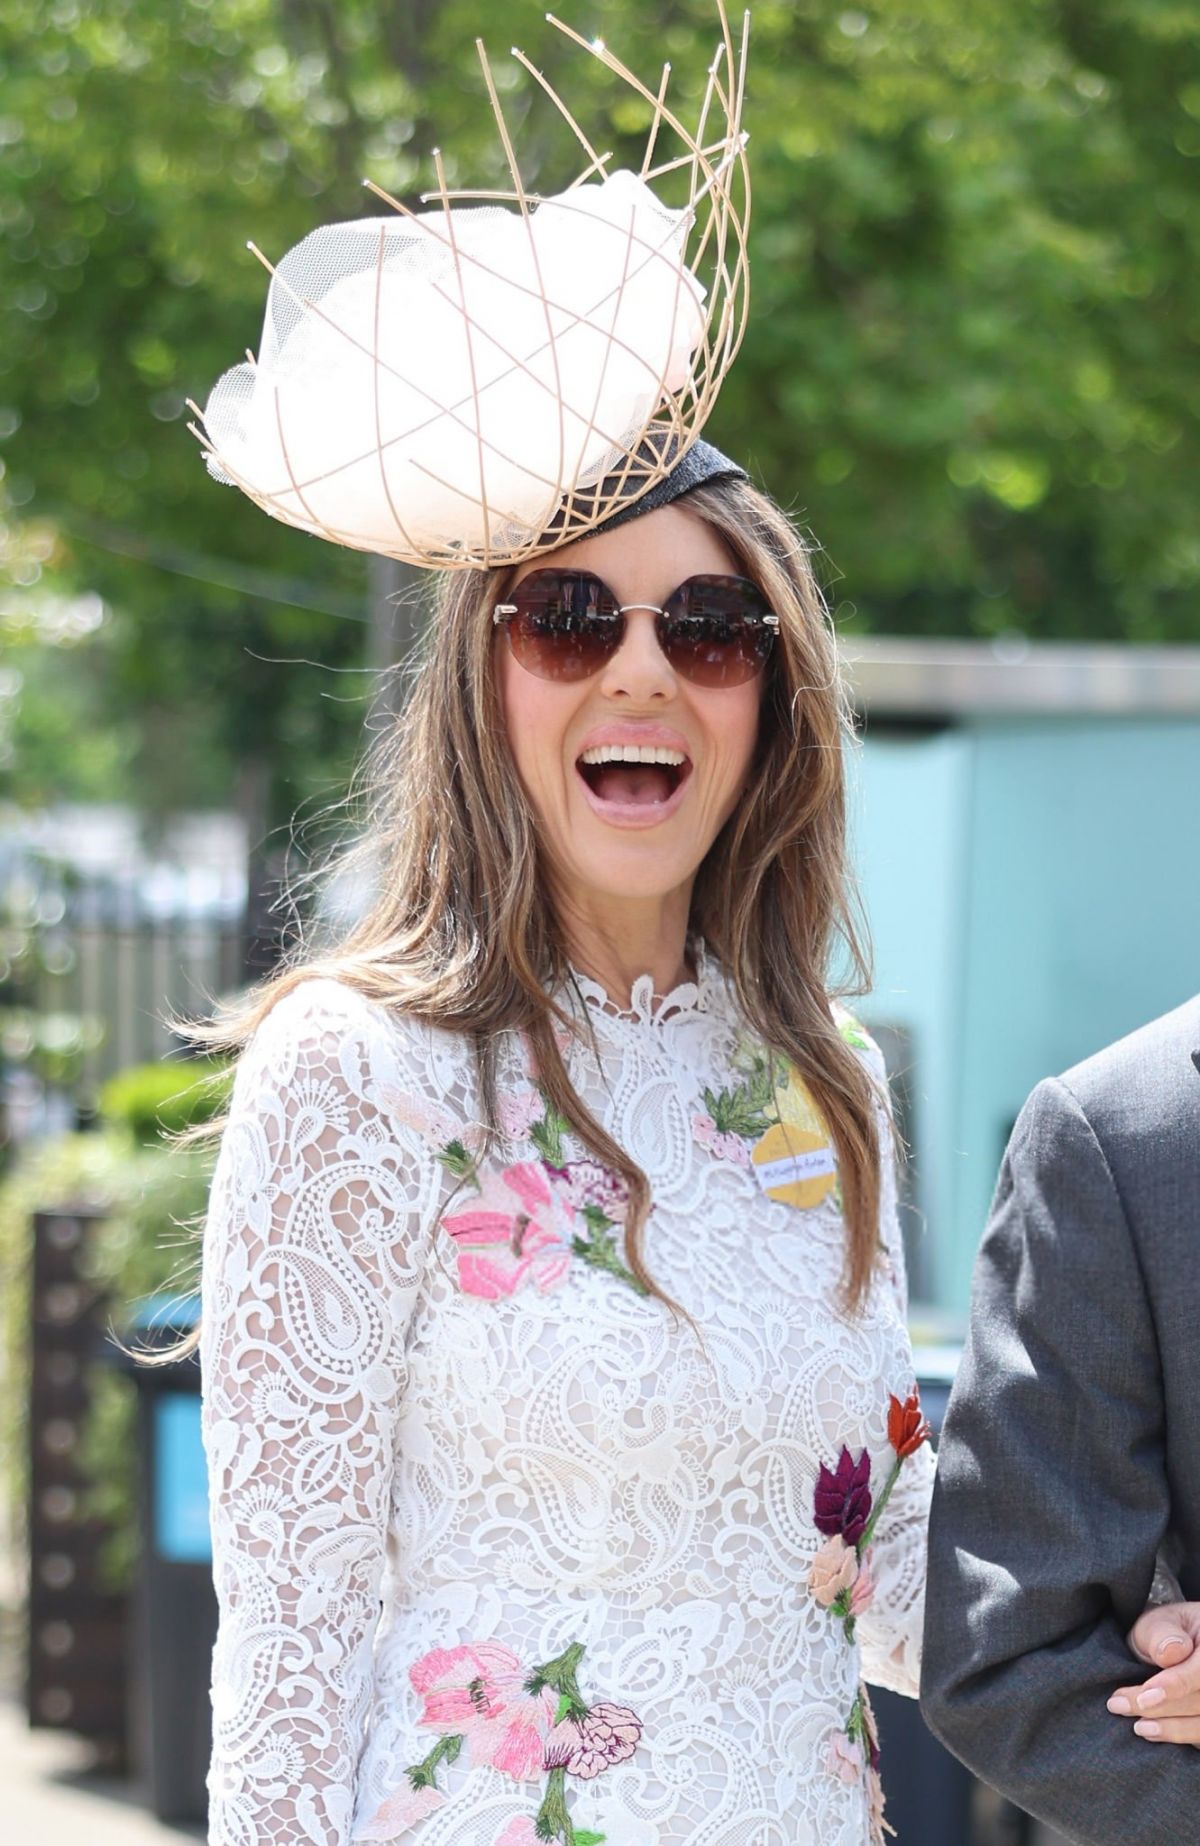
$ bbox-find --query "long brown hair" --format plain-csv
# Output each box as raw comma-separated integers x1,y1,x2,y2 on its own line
155,473,883,1361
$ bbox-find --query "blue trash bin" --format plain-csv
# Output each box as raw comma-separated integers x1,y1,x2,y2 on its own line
114,1294,215,1824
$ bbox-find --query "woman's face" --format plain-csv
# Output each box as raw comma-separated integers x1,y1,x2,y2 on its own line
495,501,765,914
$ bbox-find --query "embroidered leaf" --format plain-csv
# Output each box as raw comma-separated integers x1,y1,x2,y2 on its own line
530,1104,569,1165
576,1834,607,1844
572,1232,651,1297
838,1014,870,1050
437,1138,478,1184
703,1083,769,1139
554,1691,574,1724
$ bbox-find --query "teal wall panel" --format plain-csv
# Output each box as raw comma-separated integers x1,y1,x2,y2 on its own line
846,731,972,1306
851,718,1200,1317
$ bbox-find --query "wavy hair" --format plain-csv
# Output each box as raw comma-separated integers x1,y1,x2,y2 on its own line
151,474,883,1362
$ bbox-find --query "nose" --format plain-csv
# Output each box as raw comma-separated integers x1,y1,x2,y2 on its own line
598,608,677,702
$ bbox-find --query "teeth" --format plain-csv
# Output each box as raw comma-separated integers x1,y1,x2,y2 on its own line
579,744,687,767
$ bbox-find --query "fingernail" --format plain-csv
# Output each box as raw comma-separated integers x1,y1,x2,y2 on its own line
1137,1688,1166,1711
1107,1696,1132,1715
1158,1634,1187,1659
1135,1720,1162,1739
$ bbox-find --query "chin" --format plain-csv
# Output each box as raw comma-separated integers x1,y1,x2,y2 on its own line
566,839,705,905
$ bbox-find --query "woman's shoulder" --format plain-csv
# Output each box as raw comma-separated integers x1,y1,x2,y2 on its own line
241,972,469,1089
829,999,890,1095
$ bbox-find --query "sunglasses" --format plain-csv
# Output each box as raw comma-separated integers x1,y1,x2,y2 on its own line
492,569,779,688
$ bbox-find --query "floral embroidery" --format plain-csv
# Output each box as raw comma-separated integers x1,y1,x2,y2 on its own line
693,1038,839,1210
441,1163,572,1301
814,1447,873,1547
811,1388,931,1844
438,1089,647,1300
362,1638,640,1844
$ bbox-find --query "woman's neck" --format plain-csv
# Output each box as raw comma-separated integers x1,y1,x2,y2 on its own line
555,888,695,1012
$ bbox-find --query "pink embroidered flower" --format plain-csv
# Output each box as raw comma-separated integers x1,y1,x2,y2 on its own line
411,1642,556,1781
442,1163,571,1300
814,1447,873,1547
494,1821,539,1846
808,1534,859,1608
356,1782,445,1839
691,1113,750,1167
850,1551,876,1617
716,1130,750,1166
497,1090,545,1140
543,1701,643,1779
824,1731,864,1785
384,1090,458,1146
547,1158,630,1223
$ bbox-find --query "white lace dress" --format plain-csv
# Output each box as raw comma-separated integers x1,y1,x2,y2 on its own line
200,957,933,1846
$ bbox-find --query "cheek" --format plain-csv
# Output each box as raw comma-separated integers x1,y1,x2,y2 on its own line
495,644,575,810
708,682,764,794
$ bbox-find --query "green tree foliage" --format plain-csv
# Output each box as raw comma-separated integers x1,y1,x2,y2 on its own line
2,0,1199,826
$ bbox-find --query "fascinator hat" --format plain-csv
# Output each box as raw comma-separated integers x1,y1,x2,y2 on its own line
192,5,751,569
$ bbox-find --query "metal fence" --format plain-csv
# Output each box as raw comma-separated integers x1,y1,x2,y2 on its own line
1,850,249,1132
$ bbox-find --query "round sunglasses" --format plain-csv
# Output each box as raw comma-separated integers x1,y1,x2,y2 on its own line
492,569,779,688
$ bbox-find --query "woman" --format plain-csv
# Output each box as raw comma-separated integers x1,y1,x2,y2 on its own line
196,440,933,1846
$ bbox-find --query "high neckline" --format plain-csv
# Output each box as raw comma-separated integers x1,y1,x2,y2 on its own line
565,938,715,1028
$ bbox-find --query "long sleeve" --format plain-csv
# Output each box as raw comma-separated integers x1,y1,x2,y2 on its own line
854,1027,935,1700
200,979,431,1846
920,1076,1200,1842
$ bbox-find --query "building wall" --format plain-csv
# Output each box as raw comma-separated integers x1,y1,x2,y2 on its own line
850,718,1200,1315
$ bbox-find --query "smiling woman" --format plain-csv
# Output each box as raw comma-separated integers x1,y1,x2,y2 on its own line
176,9,936,1843
177,451,934,1846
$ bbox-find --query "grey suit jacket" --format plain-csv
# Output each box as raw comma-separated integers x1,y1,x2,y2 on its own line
920,997,1200,1843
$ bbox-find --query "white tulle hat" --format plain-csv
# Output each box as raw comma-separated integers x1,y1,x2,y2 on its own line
191,5,751,570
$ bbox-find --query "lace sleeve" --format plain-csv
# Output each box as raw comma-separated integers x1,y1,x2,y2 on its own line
852,1025,935,1700
200,979,432,1846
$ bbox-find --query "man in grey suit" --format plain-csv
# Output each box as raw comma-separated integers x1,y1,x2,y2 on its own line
921,996,1200,1839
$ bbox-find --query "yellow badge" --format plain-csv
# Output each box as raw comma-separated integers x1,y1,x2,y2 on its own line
751,1068,838,1209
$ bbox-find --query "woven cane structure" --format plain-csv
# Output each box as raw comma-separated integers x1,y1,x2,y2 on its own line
190,4,751,569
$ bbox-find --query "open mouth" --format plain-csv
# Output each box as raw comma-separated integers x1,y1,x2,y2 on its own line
576,743,692,810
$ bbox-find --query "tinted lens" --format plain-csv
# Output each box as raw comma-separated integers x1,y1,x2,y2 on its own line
505,570,622,681
660,575,776,687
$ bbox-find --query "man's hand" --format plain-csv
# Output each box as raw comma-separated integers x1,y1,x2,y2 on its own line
1107,1603,1200,1744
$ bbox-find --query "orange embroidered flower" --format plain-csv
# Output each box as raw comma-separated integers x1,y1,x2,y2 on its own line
887,1390,931,1460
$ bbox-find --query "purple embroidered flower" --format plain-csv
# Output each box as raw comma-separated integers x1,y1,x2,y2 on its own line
543,1702,643,1779
545,1158,630,1224
814,1446,873,1547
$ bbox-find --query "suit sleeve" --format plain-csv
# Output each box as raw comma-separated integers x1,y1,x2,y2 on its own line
920,1075,1200,1839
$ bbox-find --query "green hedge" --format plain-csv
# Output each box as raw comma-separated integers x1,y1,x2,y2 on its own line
97,1056,233,1145
0,1053,229,1596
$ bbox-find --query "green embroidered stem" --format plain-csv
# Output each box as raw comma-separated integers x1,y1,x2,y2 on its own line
527,1640,588,1714
831,1587,857,1644
535,1765,577,1843
406,1731,462,1789
846,1691,869,1748
857,1456,903,1556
